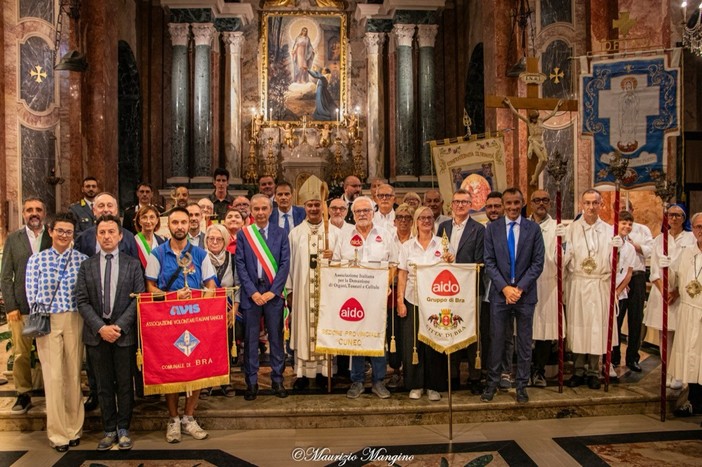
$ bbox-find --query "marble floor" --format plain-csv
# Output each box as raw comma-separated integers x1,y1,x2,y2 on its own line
0,414,700,466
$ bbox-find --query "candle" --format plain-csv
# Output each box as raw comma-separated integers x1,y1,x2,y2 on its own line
335,108,339,122
269,107,272,121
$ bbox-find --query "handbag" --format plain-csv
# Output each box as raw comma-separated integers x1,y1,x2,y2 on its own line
22,250,72,338
22,304,51,338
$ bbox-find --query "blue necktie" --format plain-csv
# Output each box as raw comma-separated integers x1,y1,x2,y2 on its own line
283,213,290,233
508,221,516,284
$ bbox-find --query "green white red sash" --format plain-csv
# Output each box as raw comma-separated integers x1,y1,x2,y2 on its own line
242,225,278,283
136,232,153,268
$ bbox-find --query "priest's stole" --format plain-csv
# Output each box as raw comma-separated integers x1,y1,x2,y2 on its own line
137,290,229,395
415,263,479,354
316,265,389,356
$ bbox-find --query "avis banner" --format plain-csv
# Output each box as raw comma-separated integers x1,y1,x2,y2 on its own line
581,54,680,188
137,290,230,395
415,263,480,354
315,265,389,356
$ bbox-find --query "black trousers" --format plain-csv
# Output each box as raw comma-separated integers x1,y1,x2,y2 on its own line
400,300,448,391
619,272,646,365
87,341,135,432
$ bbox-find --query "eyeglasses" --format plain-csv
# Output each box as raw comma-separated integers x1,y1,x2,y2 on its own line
693,225,702,230
353,209,373,215
667,213,683,218
207,237,224,243
452,200,471,206
377,194,394,200
396,215,413,222
417,216,434,222
531,198,551,204
53,228,74,237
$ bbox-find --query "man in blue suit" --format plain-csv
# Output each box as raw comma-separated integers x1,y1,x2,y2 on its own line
482,187,544,404
269,181,305,234
236,194,291,401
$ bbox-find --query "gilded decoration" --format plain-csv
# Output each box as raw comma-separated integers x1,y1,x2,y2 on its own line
260,10,348,124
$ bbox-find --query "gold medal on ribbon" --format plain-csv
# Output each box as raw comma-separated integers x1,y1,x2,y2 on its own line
581,256,597,274
686,279,702,299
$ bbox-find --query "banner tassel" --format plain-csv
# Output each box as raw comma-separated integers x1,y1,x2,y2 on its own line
475,351,481,370
230,343,237,358
136,348,143,371
390,336,397,353
412,348,419,365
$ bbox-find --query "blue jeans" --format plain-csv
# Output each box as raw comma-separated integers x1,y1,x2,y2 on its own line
350,356,386,384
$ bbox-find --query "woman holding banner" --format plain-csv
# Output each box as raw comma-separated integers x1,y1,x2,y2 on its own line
396,206,455,401
200,224,239,398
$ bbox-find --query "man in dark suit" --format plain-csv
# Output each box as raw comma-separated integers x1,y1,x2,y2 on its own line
74,191,139,411
69,176,99,233
75,215,145,451
269,181,305,234
0,197,52,414
236,194,291,401
482,187,544,404
437,189,486,395
122,183,164,234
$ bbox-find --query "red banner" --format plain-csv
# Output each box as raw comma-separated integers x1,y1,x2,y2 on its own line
138,290,230,395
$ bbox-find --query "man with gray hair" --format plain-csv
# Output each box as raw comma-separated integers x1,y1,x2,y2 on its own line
334,196,398,399
424,189,451,232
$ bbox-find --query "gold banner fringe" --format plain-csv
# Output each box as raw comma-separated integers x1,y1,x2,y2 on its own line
143,374,230,396
314,347,385,357
418,334,477,355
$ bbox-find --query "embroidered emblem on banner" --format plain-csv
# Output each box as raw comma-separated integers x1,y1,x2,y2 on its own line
174,330,200,357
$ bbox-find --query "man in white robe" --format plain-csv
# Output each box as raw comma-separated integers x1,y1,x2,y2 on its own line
287,176,338,389
528,190,559,387
670,212,702,418
563,189,621,390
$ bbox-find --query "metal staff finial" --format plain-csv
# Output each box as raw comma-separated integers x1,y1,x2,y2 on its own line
654,176,676,205
607,149,629,183
546,150,568,183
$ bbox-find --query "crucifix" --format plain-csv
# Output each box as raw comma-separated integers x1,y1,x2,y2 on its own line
486,57,578,199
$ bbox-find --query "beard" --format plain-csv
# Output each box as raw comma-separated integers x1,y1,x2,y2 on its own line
171,229,187,240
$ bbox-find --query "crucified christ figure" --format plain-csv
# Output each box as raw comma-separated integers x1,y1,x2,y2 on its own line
504,97,563,186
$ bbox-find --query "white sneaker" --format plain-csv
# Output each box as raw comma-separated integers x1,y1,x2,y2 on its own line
427,390,441,401
181,417,208,440
166,418,181,443
608,364,617,378
409,388,423,400
670,379,683,390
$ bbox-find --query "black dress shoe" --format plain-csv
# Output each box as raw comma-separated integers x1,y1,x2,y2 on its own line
315,373,330,389
480,386,497,402
587,375,601,390
627,361,642,372
244,384,258,401
54,444,69,453
84,394,98,411
68,438,80,447
566,375,585,388
272,382,289,398
516,387,529,403
293,376,309,390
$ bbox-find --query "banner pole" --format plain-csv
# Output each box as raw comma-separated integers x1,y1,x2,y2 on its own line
448,351,453,441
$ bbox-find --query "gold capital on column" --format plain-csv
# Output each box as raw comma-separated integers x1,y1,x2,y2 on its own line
168,23,190,47
392,24,415,48
417,24,439,48
192,23,216,47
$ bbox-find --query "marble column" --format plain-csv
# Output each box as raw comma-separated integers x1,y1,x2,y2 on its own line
393,24,416,179
417,24,439,177
192,23,216,177
364,32,386,181
222,31,245,182
168,23,190,178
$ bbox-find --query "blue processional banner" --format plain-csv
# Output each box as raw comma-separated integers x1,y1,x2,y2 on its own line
581,55,679,188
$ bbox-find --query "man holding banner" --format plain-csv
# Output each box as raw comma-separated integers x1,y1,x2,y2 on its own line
333,196,397,399
235,194,291,401
145,207,216,443
482,188,544,404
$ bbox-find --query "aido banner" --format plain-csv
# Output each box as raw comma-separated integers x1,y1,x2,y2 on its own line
137,290,230,395
415,263,479,354
315,265,389,356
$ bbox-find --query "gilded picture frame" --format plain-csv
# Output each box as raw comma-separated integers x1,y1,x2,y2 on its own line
260,11,347,124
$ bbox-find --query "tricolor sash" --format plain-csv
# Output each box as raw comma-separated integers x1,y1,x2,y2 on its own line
135,232,153,268
242,225,279,283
